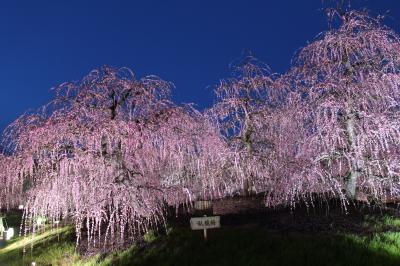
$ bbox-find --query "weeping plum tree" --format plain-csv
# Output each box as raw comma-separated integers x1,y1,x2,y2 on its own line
210,57,320,207
1,67,225,248
3,67,172,246
210,7,400,207
210,57,289,196
287,10,400,202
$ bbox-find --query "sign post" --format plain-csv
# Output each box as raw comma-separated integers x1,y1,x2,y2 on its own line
190,215,220,241
0,216,4,238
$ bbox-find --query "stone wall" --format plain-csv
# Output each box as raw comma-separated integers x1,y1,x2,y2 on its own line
211,196,265,215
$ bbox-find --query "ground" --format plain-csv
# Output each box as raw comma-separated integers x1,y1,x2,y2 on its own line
1,202,400,266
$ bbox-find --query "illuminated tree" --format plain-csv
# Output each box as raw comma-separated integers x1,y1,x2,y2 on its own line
210,58,325,207
287,10,400,202
210,58,287,196
2,67,225,248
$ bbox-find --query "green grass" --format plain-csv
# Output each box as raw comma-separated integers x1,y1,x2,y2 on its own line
110,227,400,266
0,226,81,266
1,214,400,266
362,214,400,231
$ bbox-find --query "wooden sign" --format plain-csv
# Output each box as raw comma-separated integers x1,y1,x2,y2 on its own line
190,216,220,230
190,216,220,241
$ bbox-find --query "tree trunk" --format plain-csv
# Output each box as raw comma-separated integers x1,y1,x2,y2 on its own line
345,102,359,199
242,177,250,196
242,114,253,197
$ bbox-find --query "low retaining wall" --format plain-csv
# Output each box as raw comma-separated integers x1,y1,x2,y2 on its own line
190,196,265,216
212,196,265,215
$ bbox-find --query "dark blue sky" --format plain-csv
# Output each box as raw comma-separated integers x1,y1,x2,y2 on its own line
1,0,400,132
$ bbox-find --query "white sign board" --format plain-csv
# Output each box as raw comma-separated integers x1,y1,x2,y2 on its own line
3,228,14,241
190,216,220,230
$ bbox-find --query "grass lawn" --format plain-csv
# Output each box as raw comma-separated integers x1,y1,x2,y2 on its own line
1,210,400,266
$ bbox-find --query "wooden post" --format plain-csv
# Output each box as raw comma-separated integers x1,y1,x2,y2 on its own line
0,215,4,239
54,221,60,242
203,215,207,241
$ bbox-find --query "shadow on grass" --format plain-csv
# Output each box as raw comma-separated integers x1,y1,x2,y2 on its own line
111,228,400,266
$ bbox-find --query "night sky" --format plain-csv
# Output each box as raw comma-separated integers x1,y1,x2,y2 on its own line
1,0,400,133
